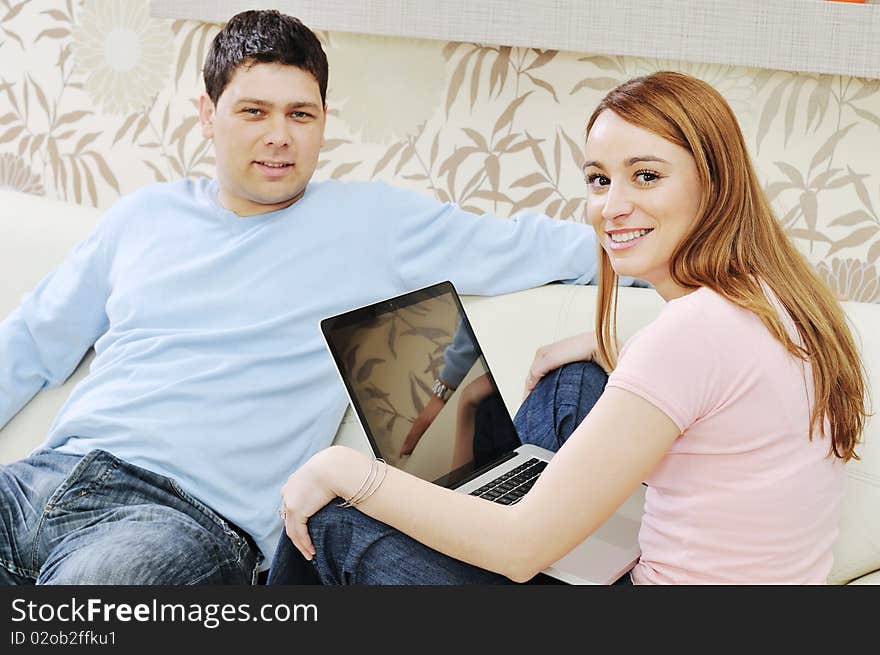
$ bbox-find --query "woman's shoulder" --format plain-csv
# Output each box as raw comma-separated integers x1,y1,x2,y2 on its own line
666,286,742,315
611,288,748,429
649,287,753,340
619,287,769,375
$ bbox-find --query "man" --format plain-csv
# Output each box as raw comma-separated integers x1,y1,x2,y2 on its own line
0,10,617,585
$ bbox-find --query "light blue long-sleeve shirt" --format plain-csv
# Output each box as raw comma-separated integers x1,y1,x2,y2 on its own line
0,177,605,563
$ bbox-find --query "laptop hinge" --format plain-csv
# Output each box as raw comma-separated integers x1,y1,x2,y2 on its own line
436,450,519,490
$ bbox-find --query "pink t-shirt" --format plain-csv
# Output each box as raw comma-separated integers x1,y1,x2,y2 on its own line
608,287,844,584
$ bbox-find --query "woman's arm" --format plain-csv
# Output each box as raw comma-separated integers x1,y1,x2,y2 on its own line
281,386,679,582
523,331,612,398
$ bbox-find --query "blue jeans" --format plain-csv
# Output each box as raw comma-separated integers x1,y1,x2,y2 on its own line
268,361,609,585
0,448,261,585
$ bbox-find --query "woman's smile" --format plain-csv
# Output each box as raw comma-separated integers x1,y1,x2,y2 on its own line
606,228,654,251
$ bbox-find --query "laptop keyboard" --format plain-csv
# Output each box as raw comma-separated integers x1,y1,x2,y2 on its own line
469,457,547,505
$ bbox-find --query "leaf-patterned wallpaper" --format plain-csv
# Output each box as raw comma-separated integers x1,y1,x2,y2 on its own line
1,1,878,303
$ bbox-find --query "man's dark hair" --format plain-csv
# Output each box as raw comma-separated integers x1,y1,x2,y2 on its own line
203,10,328,104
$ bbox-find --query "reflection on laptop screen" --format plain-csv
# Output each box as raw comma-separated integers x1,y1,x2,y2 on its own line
322,282,522,487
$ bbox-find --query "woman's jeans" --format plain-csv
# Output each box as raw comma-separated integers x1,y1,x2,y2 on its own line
0,448,261,585
268,361,615,585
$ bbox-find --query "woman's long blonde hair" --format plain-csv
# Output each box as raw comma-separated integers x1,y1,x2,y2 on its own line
591,71,867,461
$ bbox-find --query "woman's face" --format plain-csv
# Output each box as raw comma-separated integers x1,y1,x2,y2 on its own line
584,110,702,301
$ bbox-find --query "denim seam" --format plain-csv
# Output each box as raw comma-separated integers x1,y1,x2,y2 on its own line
30,450,114,572
551,374,563,450
166,484,258,584
184,562,225,585
183,539,252,585
167,479,242,546
237,537,261,585
0,555,37,581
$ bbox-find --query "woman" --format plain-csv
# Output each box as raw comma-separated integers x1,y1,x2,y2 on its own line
270,71,867,585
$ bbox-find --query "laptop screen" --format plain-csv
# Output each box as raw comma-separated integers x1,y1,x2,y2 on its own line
321,281,522,488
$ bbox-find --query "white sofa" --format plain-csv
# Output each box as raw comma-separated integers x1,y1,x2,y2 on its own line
1,188,878,584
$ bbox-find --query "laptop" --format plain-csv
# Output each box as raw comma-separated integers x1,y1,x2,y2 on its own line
320,281,645,584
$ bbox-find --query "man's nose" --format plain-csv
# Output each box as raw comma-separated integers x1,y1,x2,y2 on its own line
262,115,290,149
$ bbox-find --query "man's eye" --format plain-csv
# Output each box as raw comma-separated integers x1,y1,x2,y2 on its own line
291,111,311,120
243,108,262,116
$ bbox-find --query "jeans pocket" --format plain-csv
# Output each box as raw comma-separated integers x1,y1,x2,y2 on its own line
44,450,118,511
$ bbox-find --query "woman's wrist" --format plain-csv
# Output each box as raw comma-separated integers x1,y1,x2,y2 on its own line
581,331,599,357
319,445,372,500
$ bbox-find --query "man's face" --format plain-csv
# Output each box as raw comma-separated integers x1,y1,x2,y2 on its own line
199,62,327,216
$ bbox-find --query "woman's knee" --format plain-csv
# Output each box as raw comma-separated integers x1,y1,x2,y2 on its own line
555,360,608,400
307,502,398,584
515,361,608,450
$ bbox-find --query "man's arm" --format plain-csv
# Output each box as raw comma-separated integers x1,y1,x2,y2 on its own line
385,185,643,294
0,221,113,429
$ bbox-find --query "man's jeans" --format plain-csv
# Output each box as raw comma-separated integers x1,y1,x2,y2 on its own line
268,361,617,585
0,448,261,584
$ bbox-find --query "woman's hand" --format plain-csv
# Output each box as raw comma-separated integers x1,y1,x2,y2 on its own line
523,331,610,398
280,447,344,561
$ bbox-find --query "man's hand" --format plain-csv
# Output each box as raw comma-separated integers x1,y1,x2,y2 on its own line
523,331,610,399
399,395,446,457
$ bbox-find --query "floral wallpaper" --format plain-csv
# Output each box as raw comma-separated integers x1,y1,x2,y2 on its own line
1,0,879,303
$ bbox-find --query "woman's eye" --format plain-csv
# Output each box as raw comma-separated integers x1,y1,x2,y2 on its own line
635,170,661,184
586,173,609,189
